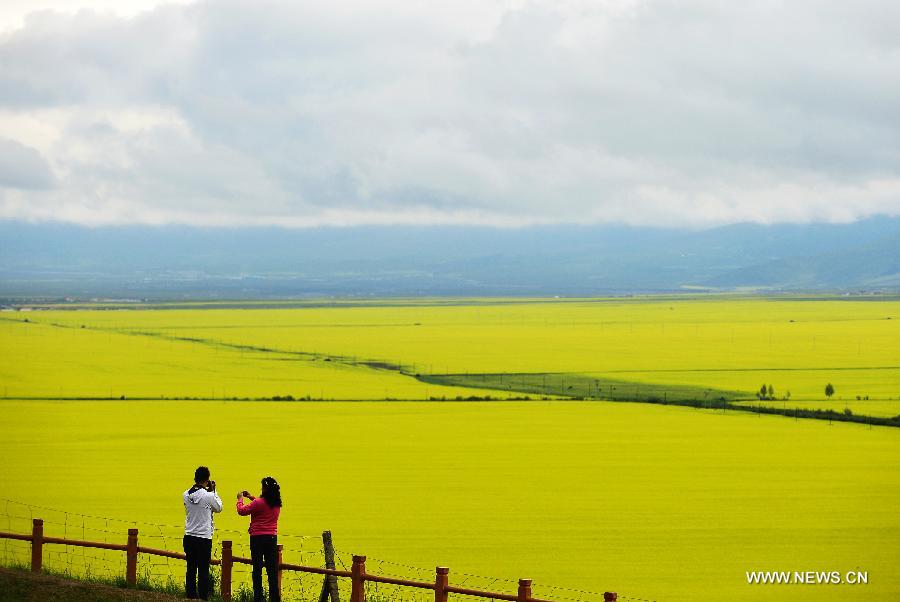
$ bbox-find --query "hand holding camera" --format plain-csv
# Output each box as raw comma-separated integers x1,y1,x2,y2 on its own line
206,480,216,492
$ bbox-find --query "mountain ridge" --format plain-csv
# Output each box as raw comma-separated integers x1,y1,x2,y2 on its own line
1,218,898,297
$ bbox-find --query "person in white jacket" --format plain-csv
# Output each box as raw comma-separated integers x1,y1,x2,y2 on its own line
183,466,223,600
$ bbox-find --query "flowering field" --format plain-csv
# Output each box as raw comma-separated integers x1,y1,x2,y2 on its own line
0,400,898,601
1,296,898,600
2,297,898,409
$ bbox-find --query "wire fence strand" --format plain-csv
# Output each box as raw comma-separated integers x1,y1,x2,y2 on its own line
0,498,640,601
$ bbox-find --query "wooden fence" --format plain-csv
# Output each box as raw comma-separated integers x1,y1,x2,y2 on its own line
0,518,617,601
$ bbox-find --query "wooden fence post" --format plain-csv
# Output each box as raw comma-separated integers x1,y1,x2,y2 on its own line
351,555,366,602
277,544,284,599
221,540,233,602
434,566,449,602
517,578,532,602
30,519,43,573
126,528,139,587
603,593,617,601
319,530,340,602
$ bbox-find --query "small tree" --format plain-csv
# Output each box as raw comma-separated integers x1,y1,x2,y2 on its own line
767,384,775,398
825,383,835,398
759,384,768,399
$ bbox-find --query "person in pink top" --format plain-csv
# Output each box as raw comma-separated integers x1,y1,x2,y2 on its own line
237,476,282,602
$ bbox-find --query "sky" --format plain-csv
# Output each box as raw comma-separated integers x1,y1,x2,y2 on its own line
0,0,898,228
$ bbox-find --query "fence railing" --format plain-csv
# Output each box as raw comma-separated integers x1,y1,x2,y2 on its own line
0,518,618,602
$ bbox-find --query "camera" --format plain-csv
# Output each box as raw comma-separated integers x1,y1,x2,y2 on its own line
207,480,216,491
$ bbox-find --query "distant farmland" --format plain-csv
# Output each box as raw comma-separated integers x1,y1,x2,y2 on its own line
2,297,898,417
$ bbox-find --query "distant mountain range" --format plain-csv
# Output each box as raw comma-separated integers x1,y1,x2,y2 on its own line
1,218,898,298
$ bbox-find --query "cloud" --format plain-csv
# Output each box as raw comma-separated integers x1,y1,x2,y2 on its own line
0,0,898,227
0,137,55,189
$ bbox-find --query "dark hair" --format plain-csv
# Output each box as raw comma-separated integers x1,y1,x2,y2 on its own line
194,466,210,484
261,477,282,508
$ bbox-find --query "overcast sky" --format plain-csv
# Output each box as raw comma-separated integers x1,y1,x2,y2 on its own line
0,0,898,228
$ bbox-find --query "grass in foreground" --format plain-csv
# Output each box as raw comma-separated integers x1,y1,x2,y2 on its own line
0,563,278,602
0,566,181,601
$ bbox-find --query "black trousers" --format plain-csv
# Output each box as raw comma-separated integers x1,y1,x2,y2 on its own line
250,534,280,602
183,535,213,600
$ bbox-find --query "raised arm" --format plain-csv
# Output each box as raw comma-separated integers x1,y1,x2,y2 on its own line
236,496,257,516
208,490,223,513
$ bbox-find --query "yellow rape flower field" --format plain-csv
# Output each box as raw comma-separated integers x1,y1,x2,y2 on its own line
0,296,898,601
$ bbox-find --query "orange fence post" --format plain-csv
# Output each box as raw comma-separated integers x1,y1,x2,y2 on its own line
517,578,532,602
221,540,233,601
277,543,284,598
434,566,449,602
0,520,617,602
126,528,139,587
30,519,43,573
351,555,366,602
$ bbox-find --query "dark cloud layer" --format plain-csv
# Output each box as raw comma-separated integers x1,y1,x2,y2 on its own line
1,0,898,226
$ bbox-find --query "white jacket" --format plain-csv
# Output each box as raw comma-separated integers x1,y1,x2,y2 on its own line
183,486,223,539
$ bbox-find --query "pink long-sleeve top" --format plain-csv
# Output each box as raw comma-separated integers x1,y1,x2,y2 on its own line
236,497,280,536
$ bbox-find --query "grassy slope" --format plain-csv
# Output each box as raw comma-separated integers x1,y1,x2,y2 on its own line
0,567,179,601
421,373,900,426
421,372,743,402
